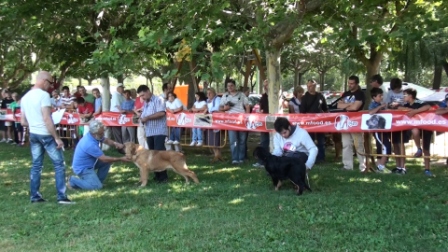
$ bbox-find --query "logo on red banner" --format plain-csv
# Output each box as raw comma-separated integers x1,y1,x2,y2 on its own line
334,115,358,130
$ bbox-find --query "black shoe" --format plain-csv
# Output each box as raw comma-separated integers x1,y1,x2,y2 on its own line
391,168,406,175
58,198,75,205
31,198,46,203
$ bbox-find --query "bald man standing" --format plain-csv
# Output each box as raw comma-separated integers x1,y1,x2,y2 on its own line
21,71,74,204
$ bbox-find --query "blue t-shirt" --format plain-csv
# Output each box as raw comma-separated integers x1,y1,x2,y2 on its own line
368,101,383,110
72,133,104,174
121,99,135,112
94,97,102,113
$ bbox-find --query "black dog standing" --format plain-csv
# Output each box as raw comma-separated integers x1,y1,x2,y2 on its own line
253,146,311,195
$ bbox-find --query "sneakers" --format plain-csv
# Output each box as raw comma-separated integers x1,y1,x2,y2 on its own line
391,167,406,175
58,198,75,205
190,141,196,146
376,165,391,174
196,141,203,147
0,139,6,143
232,160,239,165
252,163,264,168
238,160,244,164
6,139,13,144
31,198,46,203
424,170,434,177
166,140,173,144
414,148,423,157
173,140,179,145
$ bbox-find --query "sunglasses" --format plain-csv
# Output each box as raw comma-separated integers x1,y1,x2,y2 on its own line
45,79,55,85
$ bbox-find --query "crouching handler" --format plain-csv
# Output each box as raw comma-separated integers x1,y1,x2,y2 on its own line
272,117,318,171
68,120,131,190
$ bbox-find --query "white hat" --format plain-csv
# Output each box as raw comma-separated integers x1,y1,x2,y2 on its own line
117,83,125,87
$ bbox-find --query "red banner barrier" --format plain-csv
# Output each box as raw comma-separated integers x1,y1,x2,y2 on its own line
1,109,448,133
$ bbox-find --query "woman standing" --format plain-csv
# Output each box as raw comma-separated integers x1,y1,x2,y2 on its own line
288,86,304,114
165,92,184,146
190,92,207,146
206,88,223,162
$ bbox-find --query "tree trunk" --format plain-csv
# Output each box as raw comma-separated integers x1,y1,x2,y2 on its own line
252,49,266,82
188,60,199,93
442,60,448,78
78,78,82,86
148,77,154,93
298,72,307,88
364,59,381,109
171,60,184,88
100,75,111,151
433,62,442,90
344,73,348,92
88,79,93,86
266,48,282,151
249,71,256,92
58,68,68,85
116,75,124,84
294,68,299,87
319,71,326,92
224,75,231,90
243,59,252,89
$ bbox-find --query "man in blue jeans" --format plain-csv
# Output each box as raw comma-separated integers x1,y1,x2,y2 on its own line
219,79,250,164
136,85,169,183
68,120,131,190
20,71,73,204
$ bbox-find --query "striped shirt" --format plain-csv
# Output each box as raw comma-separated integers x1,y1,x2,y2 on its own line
142,94,167,137
61,95,75,107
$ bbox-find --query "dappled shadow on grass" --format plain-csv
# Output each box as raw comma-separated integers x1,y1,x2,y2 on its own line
3,144,448,251
2,145,448,208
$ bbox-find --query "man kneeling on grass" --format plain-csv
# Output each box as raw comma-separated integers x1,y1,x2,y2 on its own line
272,117,318,171
68,120,131,190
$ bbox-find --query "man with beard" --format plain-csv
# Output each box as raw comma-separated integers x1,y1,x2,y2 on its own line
337,75,366,172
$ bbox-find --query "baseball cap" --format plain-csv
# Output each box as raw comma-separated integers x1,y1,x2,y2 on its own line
117,83,125,87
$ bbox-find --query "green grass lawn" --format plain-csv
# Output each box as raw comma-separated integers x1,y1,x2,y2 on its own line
1,141,448,252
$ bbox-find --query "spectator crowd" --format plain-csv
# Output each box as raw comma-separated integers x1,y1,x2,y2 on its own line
0,73,444,204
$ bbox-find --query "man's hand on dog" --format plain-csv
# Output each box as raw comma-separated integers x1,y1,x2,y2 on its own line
114,142,124,149
119,156,132,162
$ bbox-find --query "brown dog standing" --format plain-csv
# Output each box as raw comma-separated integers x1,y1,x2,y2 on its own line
124,142,199,186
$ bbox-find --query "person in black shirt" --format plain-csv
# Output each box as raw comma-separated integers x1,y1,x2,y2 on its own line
337,76,366,171
253,80,270,168
0,88,14,143
300,80,328,162
398,88,433,177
